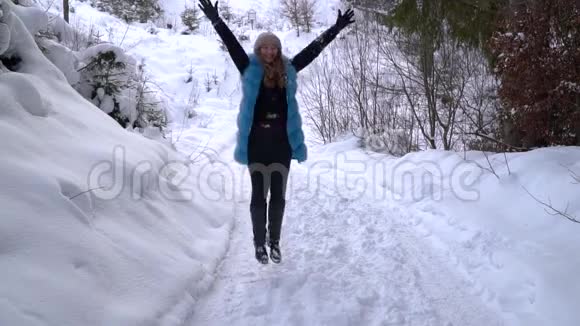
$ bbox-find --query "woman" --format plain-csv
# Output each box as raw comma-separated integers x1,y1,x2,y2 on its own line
198,0,355,264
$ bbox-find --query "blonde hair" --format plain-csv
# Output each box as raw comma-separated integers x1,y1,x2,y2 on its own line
259,53,286,89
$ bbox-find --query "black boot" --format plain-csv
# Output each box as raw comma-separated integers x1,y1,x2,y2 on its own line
267,199,285,246
255,244,269,264
268,198,285,264
250,200,267,250
268,241,281,264
250,200,269,265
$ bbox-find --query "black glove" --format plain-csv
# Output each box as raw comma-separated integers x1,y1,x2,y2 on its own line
198,0,220,22
335,8,355,30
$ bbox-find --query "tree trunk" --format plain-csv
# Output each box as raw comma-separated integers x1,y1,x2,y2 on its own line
576,94,580,145
421,41,437,149
63,0,69,23
502,117,521,148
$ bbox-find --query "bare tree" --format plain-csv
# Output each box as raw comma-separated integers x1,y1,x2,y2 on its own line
335,18,374,133
338,18,411,144
299,0,316,33
431,29,469,150
456,50,503,152
378,22,477,151
219,0,233,22
300,8,503,155
300,15,417,155
300,49,351,143
281,0,302,36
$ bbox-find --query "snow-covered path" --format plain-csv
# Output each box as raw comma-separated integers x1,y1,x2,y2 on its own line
188,163,505,326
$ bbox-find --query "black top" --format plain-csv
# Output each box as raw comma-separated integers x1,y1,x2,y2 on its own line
211,18,340,129
253,80,288,127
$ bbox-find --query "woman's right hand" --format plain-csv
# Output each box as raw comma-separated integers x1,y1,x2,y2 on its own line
198,0,220,22
335,8,355,31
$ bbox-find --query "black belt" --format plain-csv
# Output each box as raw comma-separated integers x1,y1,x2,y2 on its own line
256,112,284,129
257,122,283,128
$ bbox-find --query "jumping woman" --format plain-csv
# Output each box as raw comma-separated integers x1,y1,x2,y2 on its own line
198,0,355,264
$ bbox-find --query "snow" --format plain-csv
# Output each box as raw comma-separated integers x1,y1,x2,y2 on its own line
191,138,580,325
12,2,47,35
0,1,233,325
37,37,80,84
189,148,505,326
0,5,9,54
2,0,580,325
412,148,580,326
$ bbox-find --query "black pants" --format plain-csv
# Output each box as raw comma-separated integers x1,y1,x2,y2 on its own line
248,124,292,247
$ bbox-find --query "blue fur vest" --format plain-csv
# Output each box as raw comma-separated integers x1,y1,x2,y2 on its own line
233,54,307,165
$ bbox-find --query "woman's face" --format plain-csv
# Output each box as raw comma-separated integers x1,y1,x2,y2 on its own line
260,45,279,63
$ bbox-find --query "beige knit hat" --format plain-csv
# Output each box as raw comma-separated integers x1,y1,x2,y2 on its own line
253,32,282,56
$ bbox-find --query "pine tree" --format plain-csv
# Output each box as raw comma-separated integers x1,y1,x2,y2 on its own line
82,50,130,127
133,0,163,23
90,0,162,23
181,7,201,33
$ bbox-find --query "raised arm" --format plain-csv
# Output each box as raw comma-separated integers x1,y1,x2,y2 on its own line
291,9,355,73
199,0,249,74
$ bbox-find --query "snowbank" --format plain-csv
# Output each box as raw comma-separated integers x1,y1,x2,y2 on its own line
0,1,233,325
403,148,580,326
307,138,580,326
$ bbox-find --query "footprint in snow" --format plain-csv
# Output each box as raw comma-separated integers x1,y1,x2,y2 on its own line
244,302,271,317
356,289,380,306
